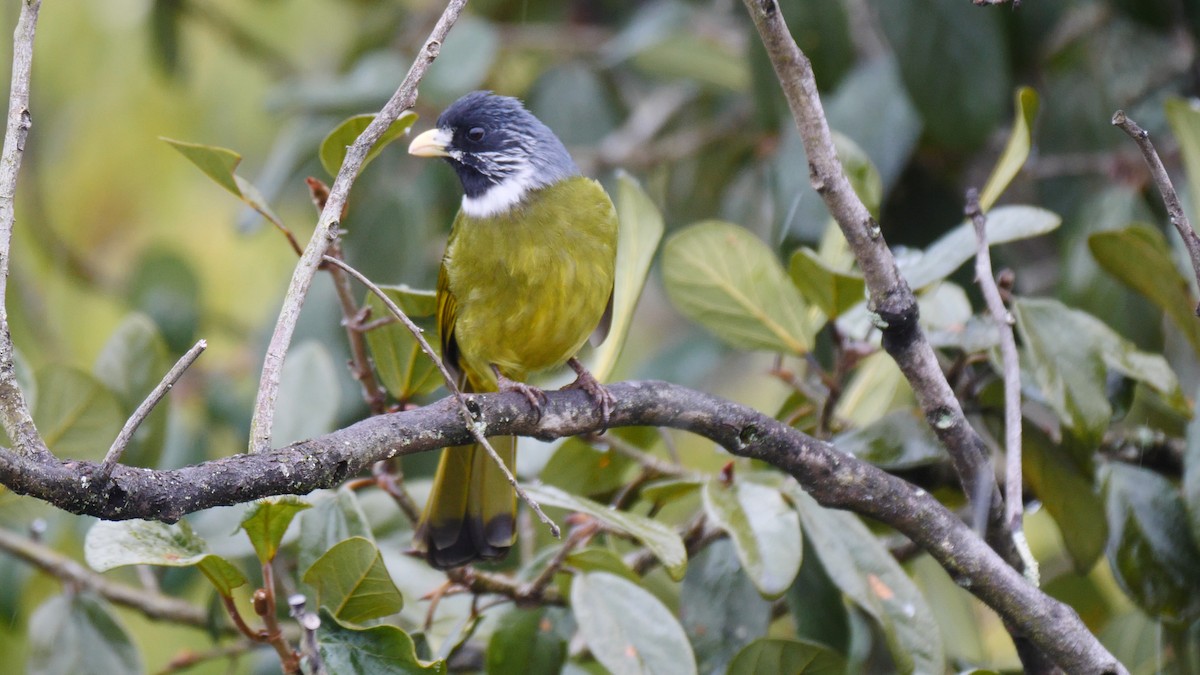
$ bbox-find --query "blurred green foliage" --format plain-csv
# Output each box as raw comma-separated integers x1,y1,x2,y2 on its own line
1,0,1200,673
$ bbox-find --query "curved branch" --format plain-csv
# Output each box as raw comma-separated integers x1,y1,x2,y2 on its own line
739,0,1018,571
0,381,1123,673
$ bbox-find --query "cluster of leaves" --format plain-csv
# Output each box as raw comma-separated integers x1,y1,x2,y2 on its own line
4,0,1200,673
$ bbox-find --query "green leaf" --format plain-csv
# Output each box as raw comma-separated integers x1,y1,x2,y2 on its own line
899,205,1060,289
1102,463,1200,623
589,172,664,382
161,137,243,196
28,593,143,675
1188,387,1200,546
127,249,200,353
419,16,497,105
303,536,403,623
833,409,947,470
631,33,748,91
33,365,124,460
872,0,1009,149
702,479,802,599
318,609,445,675
363,285,442,402
680,540,770,673
93,313,170,411
1165,97,1200,229
319,111,419,178
571,572,697,675
298,487,373,576
787,486,943,674
1014,297,1182,452
486,607,570,675
274,341,340,447
563,548,641,584
1023,423,1106,572
84,519,246,596
149,0,183,79
726,638,847,675
788,248,866,320
540,436,635,498
1089,224,1200,357
978,87,1039,212
523,484,686,580
161,137,282,227
663,220,812,355
833,132,883,217
239,495,311,564
93,313,171,467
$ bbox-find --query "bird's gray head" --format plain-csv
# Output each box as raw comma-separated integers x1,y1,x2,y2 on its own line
408,91,579,218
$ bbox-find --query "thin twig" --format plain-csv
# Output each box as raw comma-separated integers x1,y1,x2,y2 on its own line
156,639,262,675
517,519,598,602
0,525,223,631
100,339,207,479
968,189,1038,586
1112,110,1200,315
372,459,421,524
0,0,45,457
321,254,560,538
247,0,468,454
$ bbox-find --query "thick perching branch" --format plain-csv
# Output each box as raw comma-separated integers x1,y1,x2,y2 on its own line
0,381,1125,674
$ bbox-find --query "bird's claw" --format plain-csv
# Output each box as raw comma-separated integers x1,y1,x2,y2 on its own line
565,358,613,430
494,369,548,420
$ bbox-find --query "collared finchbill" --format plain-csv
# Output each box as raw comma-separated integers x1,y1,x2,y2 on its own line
408,127,453,158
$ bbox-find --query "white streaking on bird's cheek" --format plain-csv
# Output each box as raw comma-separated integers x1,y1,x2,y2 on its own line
461,167,541,218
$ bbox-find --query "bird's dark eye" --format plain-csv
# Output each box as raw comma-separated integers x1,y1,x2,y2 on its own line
466,127,485,142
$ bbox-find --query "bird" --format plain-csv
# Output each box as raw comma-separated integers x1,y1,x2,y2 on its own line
407,91,618,568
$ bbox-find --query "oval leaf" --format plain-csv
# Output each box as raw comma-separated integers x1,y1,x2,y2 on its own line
1089,224,1200,357
571,571,697,675
588,172,664,381
297,487,373,575
363,285,442,402
681,539,770,673
318,609,445,675
1103,464,1200,623
84,519,246,596
33,365,124,461
1023,423,1106,572
302,536,403,623
273,341,340,447
702,479,802,598
161,137,243,196
523,484,686,580
727,638,846,675
28,593,143,675
486,607,570,675
663,220,811,355
899,205,1060,289
787,486,943,674
833,409,946,470
319,111,419,178
788,247,866,320
239,495,311,564
93,313,171,467
978,87,1039,212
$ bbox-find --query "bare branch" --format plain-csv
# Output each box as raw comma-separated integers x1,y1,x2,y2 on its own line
1112,109,1200,315
0,525,223,631
248,0,468,453
968,189,1039,585
100,339,207,479
739,0,1013,566
0,0,45,458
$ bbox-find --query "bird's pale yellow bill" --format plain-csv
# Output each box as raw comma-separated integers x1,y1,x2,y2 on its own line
408,128,453,158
